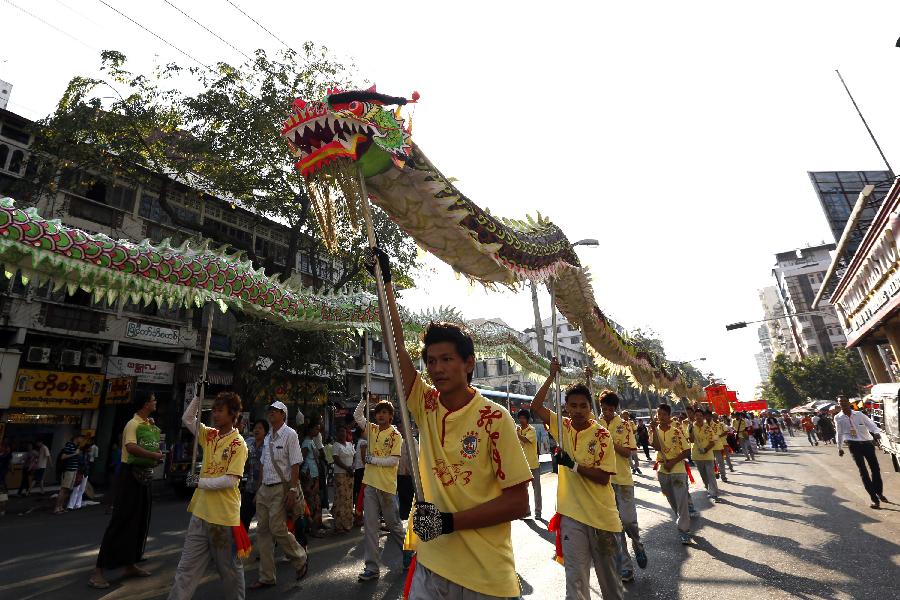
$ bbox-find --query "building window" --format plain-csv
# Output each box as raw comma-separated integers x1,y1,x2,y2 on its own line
68,196,114,226
0,144,8,170
0,122,30,144
43,304,105,333
108,184,136,212
8,149,24,174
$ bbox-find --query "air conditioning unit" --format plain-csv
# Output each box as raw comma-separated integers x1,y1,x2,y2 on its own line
27,346,51,364
84,352,103,368
61,349,82,366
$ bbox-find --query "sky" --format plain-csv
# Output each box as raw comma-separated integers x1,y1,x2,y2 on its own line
3,0,900,400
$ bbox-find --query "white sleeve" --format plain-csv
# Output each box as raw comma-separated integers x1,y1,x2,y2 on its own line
861,413,882,435
182,395,200,435
286,430,303,467
353,398,368,430
368,455,400,467
198,474,241,490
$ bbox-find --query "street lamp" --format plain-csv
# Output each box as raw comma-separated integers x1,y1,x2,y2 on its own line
572,239,600,247
678,357,706,363
725,310,834,331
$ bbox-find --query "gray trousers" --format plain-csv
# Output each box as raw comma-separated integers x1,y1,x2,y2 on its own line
612,484,642,572
255,483,308,584
740,437,756,460
409,563,519,599
530,467,542,516
657,472,690,533
560,515,623,600
363,485,404,573
630,451,640,470
695,460,718,498
713,450,732,477
168,515,245,600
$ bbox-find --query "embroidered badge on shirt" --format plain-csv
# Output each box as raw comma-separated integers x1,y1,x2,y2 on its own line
461,431,480,460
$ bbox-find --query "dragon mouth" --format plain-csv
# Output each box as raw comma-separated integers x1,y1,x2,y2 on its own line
284,115,381,176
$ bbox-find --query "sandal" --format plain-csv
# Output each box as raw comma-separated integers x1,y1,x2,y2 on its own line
249,581,276,590
87,579,110,589
296,559,309,581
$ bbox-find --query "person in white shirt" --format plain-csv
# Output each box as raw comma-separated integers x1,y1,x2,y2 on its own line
835,396,888,509
249,401,309,590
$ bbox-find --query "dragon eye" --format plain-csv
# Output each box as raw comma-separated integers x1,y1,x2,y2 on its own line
348,101,365,116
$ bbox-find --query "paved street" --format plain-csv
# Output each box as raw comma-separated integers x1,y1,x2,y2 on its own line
1,441,898,600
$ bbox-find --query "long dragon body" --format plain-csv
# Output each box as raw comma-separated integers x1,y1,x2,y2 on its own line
0,197,587,384
282,87,703,399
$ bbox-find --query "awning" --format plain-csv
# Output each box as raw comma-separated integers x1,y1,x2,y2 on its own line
176,365,234,385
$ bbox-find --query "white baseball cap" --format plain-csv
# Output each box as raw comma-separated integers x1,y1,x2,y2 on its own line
267,401,288,416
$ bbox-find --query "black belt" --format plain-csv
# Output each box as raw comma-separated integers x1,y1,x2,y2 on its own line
264,482,284,487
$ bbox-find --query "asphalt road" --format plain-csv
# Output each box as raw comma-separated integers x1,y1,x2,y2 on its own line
1,439,898,600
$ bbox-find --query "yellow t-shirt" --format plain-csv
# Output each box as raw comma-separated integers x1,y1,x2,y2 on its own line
518,424,539,470
690,422,716,461
599,414,636,486
408,375,532,598
654,425,689,474
362,423,402,494
187,424,248,526
712,421,727,451
548,410,622,533
120,413,149,464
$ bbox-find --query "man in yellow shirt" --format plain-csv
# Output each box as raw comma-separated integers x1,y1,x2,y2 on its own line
532,359,623,600
689,410,719,503
169,391,248,600
353,397,407,581
516,409,542,519
366,247,532,600
598,391,647,584
650,403,692,544
621,410,642,475
711,412,733,482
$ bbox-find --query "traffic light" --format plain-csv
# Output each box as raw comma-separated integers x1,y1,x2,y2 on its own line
725,322,747,331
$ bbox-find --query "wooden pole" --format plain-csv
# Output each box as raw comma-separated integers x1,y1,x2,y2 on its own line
357,166,424,501
363,330,371,431
550,280,564,453
189,306,214,478
581,336,599,417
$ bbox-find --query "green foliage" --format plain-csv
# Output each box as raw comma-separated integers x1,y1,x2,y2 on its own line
761,347,869,408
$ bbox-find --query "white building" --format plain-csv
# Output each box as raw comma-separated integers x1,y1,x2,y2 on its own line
521,312,590,368
771,244,847,359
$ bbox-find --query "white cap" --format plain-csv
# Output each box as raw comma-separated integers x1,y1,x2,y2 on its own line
267,401,288,416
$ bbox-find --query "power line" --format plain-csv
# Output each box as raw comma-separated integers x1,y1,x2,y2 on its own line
2,0,99,52
160,0,254,63
94,0,215,74
223,0,296,54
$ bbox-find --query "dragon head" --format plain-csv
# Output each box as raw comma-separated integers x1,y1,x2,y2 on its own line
281,85,417,179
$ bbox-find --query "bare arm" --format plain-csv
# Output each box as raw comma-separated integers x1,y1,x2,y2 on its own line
529,358,560,425
452,482,529,530
573,464,612,485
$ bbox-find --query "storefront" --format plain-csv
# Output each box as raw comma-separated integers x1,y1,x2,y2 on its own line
3,368,103,484
832,177,900,382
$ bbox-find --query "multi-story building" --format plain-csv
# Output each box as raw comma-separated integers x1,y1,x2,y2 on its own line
758,285,795,360
808,170,893,253
0,107,348,483
771,244,847,359
755,324,774,381
521,312,590,368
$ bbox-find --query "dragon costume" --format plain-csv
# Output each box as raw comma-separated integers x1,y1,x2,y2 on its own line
0,197,593,385
281,87,703,399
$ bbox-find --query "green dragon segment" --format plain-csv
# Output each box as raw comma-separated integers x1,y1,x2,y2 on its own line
0,197,589,385
281,87,704,400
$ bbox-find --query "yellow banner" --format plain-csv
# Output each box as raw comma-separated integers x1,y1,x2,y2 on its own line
11,369,104,409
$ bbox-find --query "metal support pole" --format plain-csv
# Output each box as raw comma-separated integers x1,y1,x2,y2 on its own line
363,330,371,430
190,306,214,477
357,166,424,501
581,336,599,417
505,354,511,413
550,280,564,452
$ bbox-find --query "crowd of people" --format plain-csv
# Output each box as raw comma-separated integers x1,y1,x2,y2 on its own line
4,250,890,599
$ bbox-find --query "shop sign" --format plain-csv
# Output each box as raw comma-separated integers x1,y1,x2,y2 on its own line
107,357,174,385
104,377,135,405
125,321,181,345
4,413,82,425
11,369,103,409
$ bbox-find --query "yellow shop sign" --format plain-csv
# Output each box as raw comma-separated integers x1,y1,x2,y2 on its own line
11,369,104,409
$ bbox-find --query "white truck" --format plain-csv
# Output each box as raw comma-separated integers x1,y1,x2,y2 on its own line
866,384,900,473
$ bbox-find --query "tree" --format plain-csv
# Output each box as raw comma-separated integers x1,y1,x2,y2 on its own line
20,48,421,405
760,348,869,408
